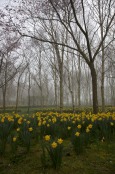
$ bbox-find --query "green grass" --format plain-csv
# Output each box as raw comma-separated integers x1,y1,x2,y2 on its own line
0,140,115,174
0,106,115,114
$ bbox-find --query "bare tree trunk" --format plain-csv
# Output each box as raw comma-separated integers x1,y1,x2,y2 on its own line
2,60,8,113
88,71,92,105
28,71,31,113
66,48,75,112
101,44,105,112
72,55,75,112
67,72,75,112
53,44,64,113
2,88,6,113
15,79,20,113
78,54,81,107
15,64,28,112
50,49,58,107
59,64,63,112
40,86,43,108
98,0,105,112
45,76,49,106
89,63,98,113
54,68,58,107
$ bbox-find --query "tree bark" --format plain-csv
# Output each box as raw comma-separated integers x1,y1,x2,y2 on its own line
78,54,81,107
2,88,6,113
15,79,20,113
59,63,63,113
89,63,98,114
28,71,31,113
54,69,58,107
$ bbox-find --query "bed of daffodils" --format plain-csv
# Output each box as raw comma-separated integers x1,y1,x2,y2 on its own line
0,112,115,169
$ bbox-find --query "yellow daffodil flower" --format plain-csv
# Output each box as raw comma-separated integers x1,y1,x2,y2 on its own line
75,132,80,137
57,138,63,144
28,127,33,132
51,142,57,148
44,135,50,141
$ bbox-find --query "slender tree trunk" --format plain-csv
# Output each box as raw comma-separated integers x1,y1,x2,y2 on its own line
71,56,75,112
15,78,20,113
89,63,98,114
40,87,43,108
28,72,31,113
2,61,7,113
32,90,35,106
101,29,105,112
67,53,75,112
54,70,58,107
59,64,63,113
70,90,75,113
101,57,105,111
53,44,64,113
98,0,105,112
2,88,6,113
78,54,81,107
46,79,49,106
88,77,92,105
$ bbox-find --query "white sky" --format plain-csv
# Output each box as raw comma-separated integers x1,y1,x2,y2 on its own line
0,0,9,7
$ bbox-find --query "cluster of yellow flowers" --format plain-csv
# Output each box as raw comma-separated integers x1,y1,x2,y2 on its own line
51,138,63,148
0,111,114,144
44,135,63,148
86,124,93,133
0,112,115,126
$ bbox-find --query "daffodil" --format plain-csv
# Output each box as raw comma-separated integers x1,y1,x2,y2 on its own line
48,119,51,122
28,127,33,132
16,128,20,131
47,124,50,127
88,124,93,129
43,120,46,125
1,118,4,123
18,118,22,124
75,132,80,137
57,138,63,144
51,142,57,148
77,124,82,129
67,126,71,130
44,135,50,141
38,122,41,126
86,128,90,133
110,122,114,126
13,137,17,142
27,121,30,124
